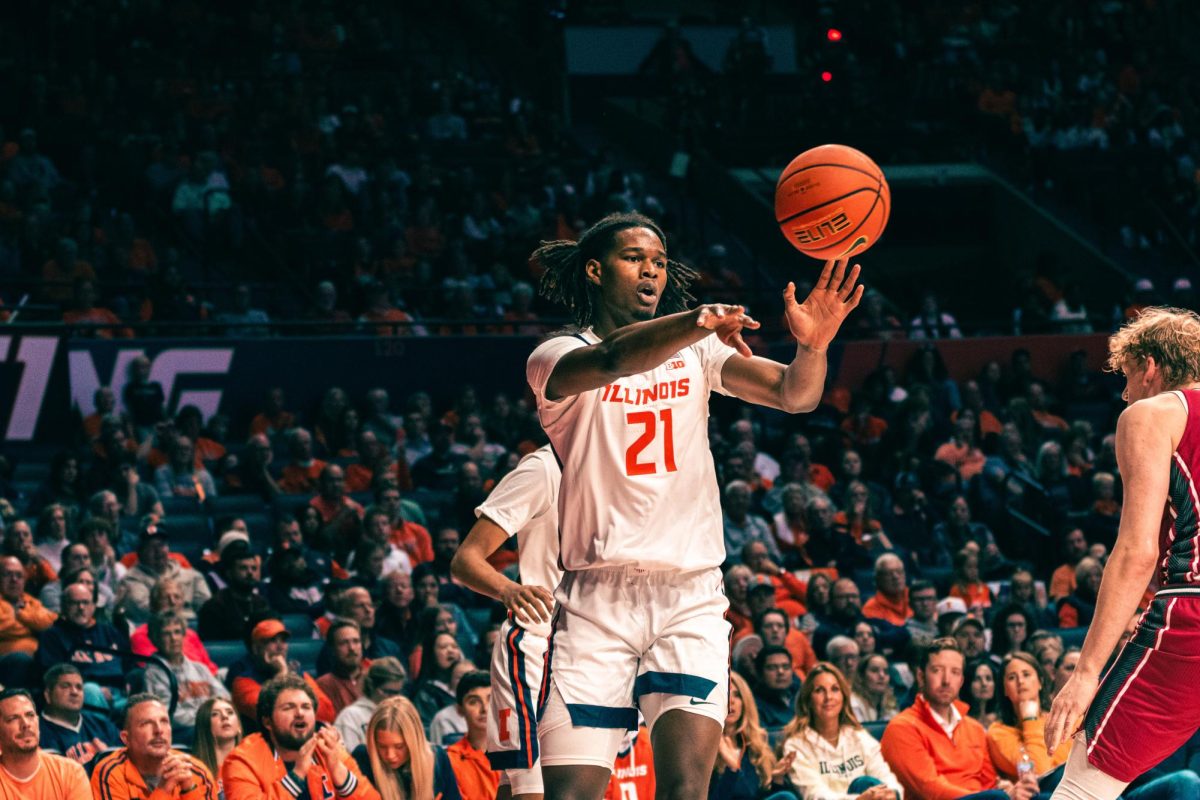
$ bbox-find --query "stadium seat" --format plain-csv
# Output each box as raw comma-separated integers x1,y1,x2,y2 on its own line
12,462,49,482
274,494,311,521
241,512,275,548
281,613,315,640
288,638,323,674
208,494,271,517
206,641,247,668
161,496,206,517
1049,627,1087,649
863,720,889,741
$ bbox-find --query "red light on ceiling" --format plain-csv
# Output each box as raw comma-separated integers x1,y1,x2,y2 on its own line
827,28,842,42
821,71,833,82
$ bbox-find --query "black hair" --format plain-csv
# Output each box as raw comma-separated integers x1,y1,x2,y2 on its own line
533,212,698,328
455,669,491,706
754,644,792,676
754,607,789,634
44,663,83,688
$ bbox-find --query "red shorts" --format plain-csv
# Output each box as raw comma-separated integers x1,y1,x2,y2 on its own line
1082,589,1200,782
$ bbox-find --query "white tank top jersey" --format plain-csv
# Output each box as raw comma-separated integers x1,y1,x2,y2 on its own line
474,444,563,593
526,328,737,572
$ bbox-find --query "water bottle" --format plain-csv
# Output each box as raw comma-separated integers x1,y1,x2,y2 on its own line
1017,745,1035,781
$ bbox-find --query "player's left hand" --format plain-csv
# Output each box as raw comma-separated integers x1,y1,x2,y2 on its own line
1045,671,1099,753
785,256,864,350
501,583,555,624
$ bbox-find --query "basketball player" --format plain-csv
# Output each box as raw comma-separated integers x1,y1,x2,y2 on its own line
1046,308,1200,799
451,445,561,800
526,212,862,799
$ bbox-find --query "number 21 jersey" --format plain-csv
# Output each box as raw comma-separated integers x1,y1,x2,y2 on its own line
526,328,735,572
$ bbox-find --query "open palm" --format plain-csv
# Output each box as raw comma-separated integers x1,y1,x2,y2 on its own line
785,256,864,350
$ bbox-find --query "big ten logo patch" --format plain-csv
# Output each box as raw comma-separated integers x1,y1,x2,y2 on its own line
791,210,851,245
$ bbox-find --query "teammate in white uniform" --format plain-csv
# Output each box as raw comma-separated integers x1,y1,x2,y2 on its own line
452,445,562,800
525,211,863,800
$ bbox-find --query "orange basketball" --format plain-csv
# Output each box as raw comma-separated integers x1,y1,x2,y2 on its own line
775,144,890,260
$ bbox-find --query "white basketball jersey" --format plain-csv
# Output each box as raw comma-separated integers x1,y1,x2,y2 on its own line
474,445,562,593
527,329,736,572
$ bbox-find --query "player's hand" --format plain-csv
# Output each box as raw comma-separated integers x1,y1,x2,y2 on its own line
315,727,348,787
785,256,864,350
500,583,554,624
1045,671,1099,753
696,304,760,357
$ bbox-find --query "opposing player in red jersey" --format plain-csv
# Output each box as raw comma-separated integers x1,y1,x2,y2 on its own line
1047,308,1200,798
526,212,862,800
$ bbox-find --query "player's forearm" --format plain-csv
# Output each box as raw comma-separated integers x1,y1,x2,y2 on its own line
595,308,710,378
450,544,517,603
1075,541,1158,679
778,341,828,412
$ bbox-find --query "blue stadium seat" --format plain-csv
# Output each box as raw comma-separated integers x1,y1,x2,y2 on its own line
241,512,275,549
281,613,315,640
206,641,247,668
288,639,323,674
162,496,206,516
166,514,213,545
274,494,311,521
208,494,271,517
1049,627,1087,649
863,720,889,741
12,462,49,482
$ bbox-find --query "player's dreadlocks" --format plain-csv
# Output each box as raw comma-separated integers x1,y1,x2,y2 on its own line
533,212,699,328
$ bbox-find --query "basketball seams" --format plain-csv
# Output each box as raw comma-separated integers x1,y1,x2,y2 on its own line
776,187,879,226
777,162,882,187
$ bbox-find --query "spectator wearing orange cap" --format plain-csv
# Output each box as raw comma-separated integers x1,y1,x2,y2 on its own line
224,619,335,729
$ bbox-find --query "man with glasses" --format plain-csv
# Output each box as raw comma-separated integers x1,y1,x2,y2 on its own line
0,555,57,689
751,646,798,732
905,580,940,649
38,581,128,704
863,553,912,626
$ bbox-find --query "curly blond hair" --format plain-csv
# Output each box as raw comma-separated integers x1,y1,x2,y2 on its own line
1106,306,1200,389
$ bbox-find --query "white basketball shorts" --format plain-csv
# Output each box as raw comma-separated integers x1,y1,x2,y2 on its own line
538,565,731,769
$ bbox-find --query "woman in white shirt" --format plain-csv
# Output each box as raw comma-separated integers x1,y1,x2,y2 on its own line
780,662,902,800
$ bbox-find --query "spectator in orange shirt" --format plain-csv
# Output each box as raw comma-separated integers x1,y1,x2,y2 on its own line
62,279,130,338
226,619,335,727
279,428,327,495
948,548,992,614
41,237,95,304
248,388,295,440
725,565,754,642
741,542,807,620
1049,527,1089,601
82,387,118,442
604,725,655,800
309,465,364,548
955,380,1004,437
445,671,498,800
1028,383,1068,433
358,282,424,337
1057,557,1102,629
933,409,987,483
862,553,912,626
0,688,92,800
0,555,56,689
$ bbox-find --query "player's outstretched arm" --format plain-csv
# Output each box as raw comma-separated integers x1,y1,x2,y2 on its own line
722,256,863,413
451,515,553,624
544,304,759,400
1045,397,1176,752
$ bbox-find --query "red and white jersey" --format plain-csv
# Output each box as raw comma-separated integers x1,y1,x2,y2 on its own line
475,445,562,595
527,328,736,572
1158,389,1200,588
